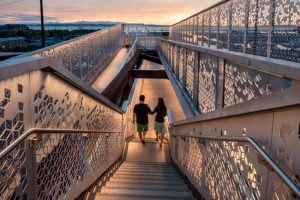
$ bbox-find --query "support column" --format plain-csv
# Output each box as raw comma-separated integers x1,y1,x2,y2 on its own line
216,58,225,109
182,48,187,90
267,0,275,58
193,51,200,109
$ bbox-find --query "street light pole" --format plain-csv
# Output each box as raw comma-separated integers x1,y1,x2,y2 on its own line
40,0,46,47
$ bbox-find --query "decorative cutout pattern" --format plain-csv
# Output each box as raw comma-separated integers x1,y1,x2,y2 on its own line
171,135,266,200
198,54,218,113
170,0,300,63
186,50,195,98
224,61,283,107
0,71,123,200
38,25,122,82
178,47,185,84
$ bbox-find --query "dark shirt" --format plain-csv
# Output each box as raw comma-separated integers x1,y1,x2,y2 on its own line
152,106,167,123
133,103,152,124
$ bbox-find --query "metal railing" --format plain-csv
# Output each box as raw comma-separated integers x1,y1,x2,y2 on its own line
168,82,300,200
170,0,300,63
157,38,300,114
16,25,124,83
0,55,127,200
170,133,300,199
0,128,123,200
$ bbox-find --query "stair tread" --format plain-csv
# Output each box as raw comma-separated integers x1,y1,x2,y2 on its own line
117,170,177,174
99,188,194,198
114,172,179,177
91,193,195,200
101,184,189,191
110,176,182,181
106,179,185,185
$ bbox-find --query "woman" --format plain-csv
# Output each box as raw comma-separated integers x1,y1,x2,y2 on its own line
151,98,167,147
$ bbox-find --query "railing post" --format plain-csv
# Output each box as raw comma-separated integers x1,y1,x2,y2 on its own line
216,58,225,109
196,15,199,46
182,48,187,90
216,7,220,49
176,46,180,78
243,0,250,53
26,139,39,200
267,0,275,58
227,2,233,50
193,51,200,109
208,11,211,48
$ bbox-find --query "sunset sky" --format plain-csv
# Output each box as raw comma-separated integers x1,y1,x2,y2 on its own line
0,0,220,25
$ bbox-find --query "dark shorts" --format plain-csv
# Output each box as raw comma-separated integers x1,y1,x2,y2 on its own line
137,123,148,133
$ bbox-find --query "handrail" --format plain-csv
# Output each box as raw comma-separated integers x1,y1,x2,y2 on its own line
158,38,300,81
171,133,300,197
0,128,121,161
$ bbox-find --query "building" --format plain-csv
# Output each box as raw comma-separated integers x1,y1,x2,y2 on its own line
0,24,29,32
0,37,27,50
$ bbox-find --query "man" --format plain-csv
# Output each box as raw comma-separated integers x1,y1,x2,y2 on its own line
133,95,152,144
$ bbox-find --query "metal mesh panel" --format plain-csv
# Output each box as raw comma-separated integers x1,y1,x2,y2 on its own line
218,3,230,49
197,14,204,46
0,68,123,200
203,11,210,48
178,47,185,84
198,53,218,113
171,136,268,200
37,26,122,82
170,0,300,63
224,61,284,107
246,0,270,56
186,50,195,98
271,0,300,63
35,131,123,200
229,0,247,52
210,8,219,49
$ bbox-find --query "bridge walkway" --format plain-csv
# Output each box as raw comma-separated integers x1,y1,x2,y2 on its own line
85,60,196,199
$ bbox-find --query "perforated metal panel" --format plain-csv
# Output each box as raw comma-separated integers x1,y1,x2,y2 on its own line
218,2,230,49
224,61,284,107
272,0,300,63
178,47,185,84
198,53,218,113
197,14,204,46
210,8,219,49
170,0,300,64
203,11,211,48
0,67,123,200
186,50,195,98
171,135,269,200
230,0,247,52
36,25,122,82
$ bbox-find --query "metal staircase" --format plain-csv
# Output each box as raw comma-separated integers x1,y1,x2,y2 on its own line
86,161,197,200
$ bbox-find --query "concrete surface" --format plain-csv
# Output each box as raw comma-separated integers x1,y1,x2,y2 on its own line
92,48,127,93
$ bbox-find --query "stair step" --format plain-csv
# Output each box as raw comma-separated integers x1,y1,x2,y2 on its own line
102,182,189,191
91,193,194,200
116,171,177,176
121,165,174,170
114,172,179,178
106,179,185,185
110,175,182,182
98,188,194,198
122,162,173,167
118,168,177,174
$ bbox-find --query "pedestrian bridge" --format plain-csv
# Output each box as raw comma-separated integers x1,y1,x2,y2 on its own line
1,1,300,199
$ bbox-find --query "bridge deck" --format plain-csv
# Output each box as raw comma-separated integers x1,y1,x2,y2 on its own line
92,48,128,93
125,60,185,163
